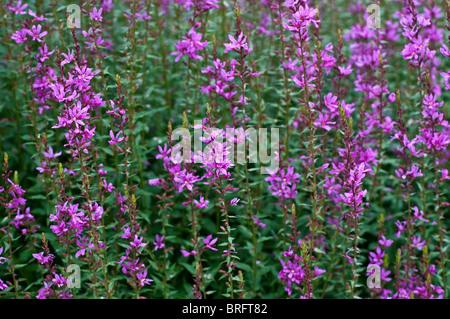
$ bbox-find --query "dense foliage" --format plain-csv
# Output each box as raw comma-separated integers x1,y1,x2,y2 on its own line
0,0,449,299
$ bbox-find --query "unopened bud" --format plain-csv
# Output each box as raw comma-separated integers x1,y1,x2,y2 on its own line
301,240,308,261
379,213,385,224
423,245,429,264
182,111,188,129
234,5,241,20
425,70,431,85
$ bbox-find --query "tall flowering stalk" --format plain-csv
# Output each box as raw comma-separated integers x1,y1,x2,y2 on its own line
48,23,115,297
333,104,369,298
1,0,450,300
395,0,449,298
198,106,240,298
282,0,323,297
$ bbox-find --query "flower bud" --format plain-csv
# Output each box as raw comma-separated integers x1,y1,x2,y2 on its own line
182,111,188,129
14,171,18,185
59,163,64,178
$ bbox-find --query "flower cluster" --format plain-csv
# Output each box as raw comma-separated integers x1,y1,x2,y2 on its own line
1,0,449,301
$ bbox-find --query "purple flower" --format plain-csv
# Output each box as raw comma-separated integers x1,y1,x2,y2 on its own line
50,220,68,236
52,273,67,288
171,27,207,62
67,101,90,127
282,57,298,71
28,9,47,22
102,178,115,192
265,166,300,199
178,0,218,11
136,10,151,21
338,65,353,75
36,282,53,299
388,92,396,102
278,256,305,296
395,220,406,238
0,247,8,264
7,0,28,15
413,206,430,223
153,234,165,251
130,235,148,249
339,163,369,217
282,4,320,31
380,268,392,282
75,236,95,258
11,207,38,234
283,246,294,258
43,146,62,159
137,269,153,286
230,198,240,206
224,32,252,54
181,249,198,257
74,64,101,83
49,83,78,103
203,234,218,251
61,49,75,66
148,178,160,186
343,249,353,264
108,130,125,145
102,0,114,12
173,169,200,192
314,266,326,277
323,176,341,197
0,279,8,291
441,169,450,182
401,37,436,67
252,216,266,228
314,112,335,131
37,44,55,62
98,164,107,176
7,192,26,209
11,28,28,43
26,25,48,42
156,143,171,160
89,7,103,21
441,71,450,90
378,235,393,248
412,235,426,251
32,252,54,265
122,225,132,239
120,257,144,275
193,195,209,209
369,246,385,265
